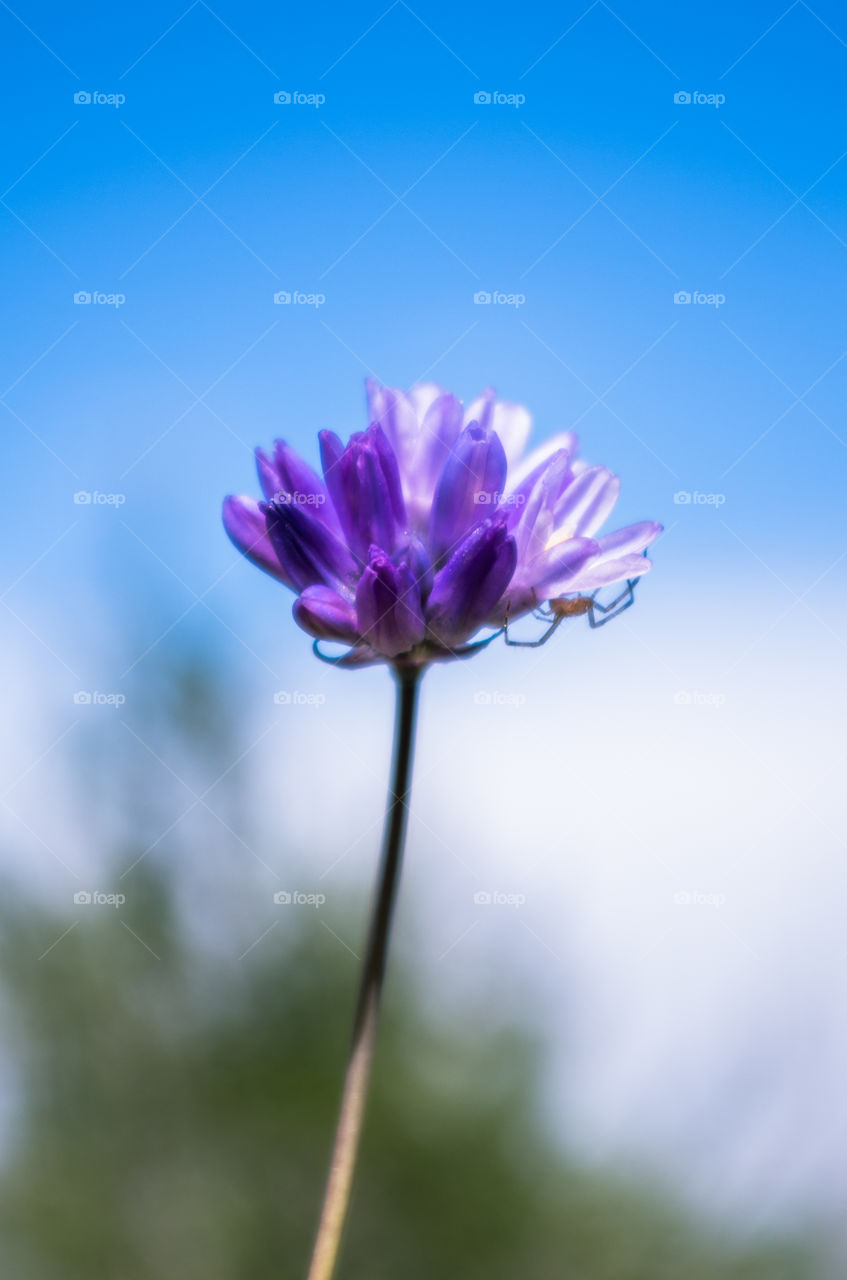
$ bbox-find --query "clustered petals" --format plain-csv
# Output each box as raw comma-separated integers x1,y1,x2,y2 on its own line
223,381,661,666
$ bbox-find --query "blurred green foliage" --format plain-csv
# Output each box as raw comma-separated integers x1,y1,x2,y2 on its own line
0,646,832,1278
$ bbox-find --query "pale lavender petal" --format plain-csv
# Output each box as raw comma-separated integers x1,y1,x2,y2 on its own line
504,446,575,530
547,552,652,597
531,535,599,585
507,431,579,492
594,520,662,557
552,466,620,537
463,388,495,431
365,380,419,475
509,449,572,561
410,392,463,515
491,400,532,468
502,535,599,618
408,381,446,421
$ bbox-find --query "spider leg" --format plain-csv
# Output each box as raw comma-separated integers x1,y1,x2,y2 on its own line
448,627,505,658
504,613,565,647
312,639,380,667
586,579,636,629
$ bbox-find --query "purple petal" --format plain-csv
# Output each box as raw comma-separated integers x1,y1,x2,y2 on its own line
501,535,598,619
292,585,359,642
426,518,517,646
408,381,446,422
320,424,407,563
507,431,579,492
365,381,419,474
537,535,600,582
463,388,495,432
429,424,508,562
265,499,357,595
509,449,572,560
222,496,292,587
255,440,336,524
553,466,620,537
491,400,532,467
355,546,426,658
594,520,662,557
395,536,434,602
409,392,463,515
548,552,652,596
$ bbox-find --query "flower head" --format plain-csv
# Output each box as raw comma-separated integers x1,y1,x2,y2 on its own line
223,381,661,667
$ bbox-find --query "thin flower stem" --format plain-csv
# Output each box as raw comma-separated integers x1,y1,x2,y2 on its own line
306,665,422,1280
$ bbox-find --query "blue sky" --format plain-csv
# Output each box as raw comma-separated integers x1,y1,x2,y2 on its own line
4,0,847,660
3,0,847,1234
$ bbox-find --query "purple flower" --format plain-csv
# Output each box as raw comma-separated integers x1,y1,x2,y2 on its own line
223,381,661,666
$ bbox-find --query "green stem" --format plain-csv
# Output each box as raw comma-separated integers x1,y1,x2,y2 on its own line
305,666,422,1280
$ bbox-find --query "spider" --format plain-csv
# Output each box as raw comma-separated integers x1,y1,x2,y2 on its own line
504,577,638,648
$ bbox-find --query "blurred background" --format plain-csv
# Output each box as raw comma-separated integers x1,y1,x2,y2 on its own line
2,0,846,1274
